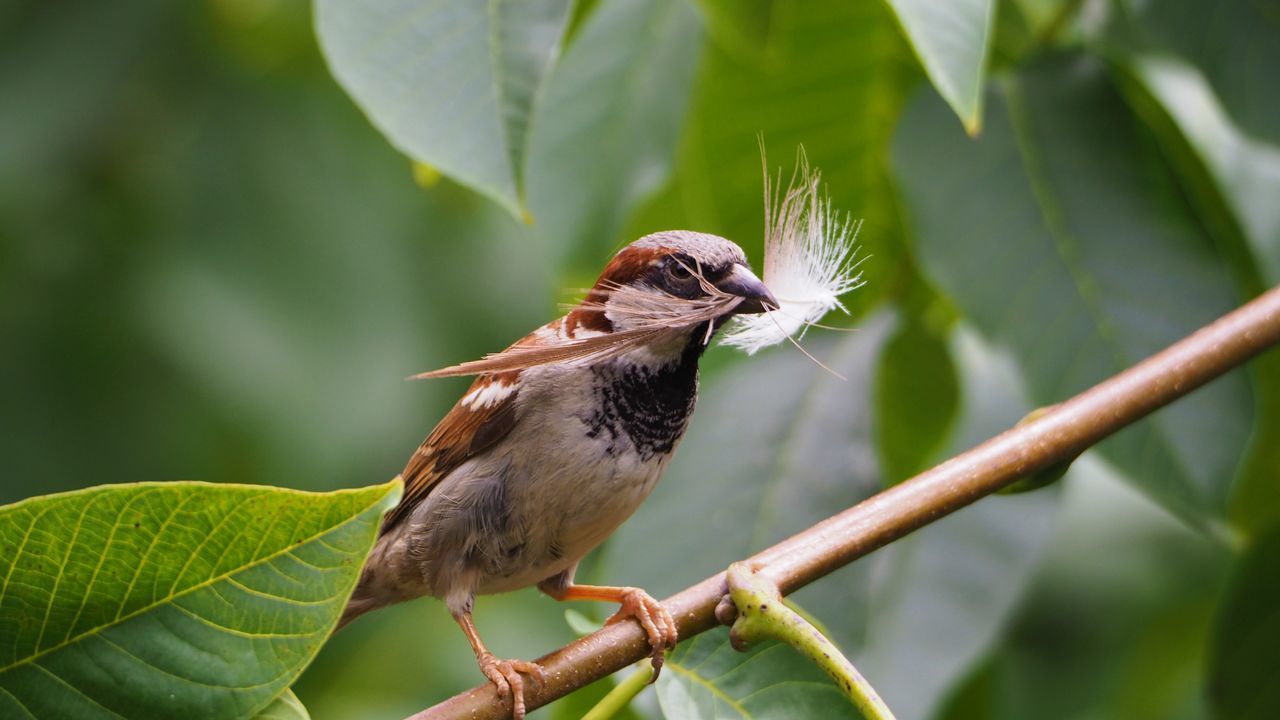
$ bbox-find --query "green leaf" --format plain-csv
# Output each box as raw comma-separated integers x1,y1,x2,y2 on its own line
313,0,573,217
526,0,702,265
882,0,995,134
609,313,1057,719
988,0,1034,70
1111,55,1280,537
873,319,960,485
1110,0,1280,148
626,0,917,320
656,628,855,719
252,689,310,720
1210,527,1280,719
0,480,401,719
1119,55,1280,290
694,0,781,64
1103,7,1280,540
892,53,1252,528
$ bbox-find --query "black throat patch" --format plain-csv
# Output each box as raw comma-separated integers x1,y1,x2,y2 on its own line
582,332,705,461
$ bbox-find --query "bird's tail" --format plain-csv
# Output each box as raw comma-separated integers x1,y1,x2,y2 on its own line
336,518,420,632
335,535,409,630
336,592,380,632
336,554,398,631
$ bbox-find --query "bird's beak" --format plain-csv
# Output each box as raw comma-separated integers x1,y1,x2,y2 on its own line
715,264,779,314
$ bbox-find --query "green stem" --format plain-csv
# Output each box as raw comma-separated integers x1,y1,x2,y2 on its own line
580,660,652,720
727,563,895,720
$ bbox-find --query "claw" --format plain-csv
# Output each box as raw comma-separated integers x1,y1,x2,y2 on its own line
478,653,544,719
605,588,678,681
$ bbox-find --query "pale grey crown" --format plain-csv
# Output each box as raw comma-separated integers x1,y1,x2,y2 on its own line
623,230,749,269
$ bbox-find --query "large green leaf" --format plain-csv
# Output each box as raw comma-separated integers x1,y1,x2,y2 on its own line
892,54,1252,528
873,318,959,485
525,0,702,267
694,0,780,64
1110,0,1280,148
1210,526,1280,719
1105,1,1280,270
656,628,856,719
1119,55,1280,286
627,0,917,319
0,480,400,719
1099,0,1280,538
882,0,995,134
314,0,572,217
1112,55,1280,537
608,313,1057,719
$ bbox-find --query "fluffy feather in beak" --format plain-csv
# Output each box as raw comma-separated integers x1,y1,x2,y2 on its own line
720,154,864,354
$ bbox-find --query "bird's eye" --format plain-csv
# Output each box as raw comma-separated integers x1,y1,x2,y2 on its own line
666,260,694,281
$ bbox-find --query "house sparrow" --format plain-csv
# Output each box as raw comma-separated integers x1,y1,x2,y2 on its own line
339,231,777,718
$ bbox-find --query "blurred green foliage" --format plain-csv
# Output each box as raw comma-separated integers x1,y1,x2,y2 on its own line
2,0,1277,718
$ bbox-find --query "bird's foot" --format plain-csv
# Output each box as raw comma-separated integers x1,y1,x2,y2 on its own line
605,587,678,679
478,653,545,720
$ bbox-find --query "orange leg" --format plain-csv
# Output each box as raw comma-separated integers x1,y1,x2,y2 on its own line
538,580,678,676
453,611,545,719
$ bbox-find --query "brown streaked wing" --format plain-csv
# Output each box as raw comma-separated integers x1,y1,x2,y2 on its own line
381,370,521,532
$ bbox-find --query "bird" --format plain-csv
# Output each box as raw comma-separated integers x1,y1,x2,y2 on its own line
338,230,778,719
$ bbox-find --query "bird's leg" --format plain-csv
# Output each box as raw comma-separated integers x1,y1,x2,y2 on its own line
537,576,678,677
452,610,545,719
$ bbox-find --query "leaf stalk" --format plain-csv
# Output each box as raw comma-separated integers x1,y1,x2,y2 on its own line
725,563,895,720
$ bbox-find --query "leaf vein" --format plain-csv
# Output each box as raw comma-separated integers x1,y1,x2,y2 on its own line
63,488,163,645
170,494,260,592
169,602,323,640
34,494,101,653
225,577,337,607
0,684,37,719
665,662,751,717
31,662,127,719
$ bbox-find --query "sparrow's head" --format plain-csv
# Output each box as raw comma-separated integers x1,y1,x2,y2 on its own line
568,231,779,336
416,231,781,379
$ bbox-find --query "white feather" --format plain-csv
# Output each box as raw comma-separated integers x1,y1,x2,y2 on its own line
721,157,865,354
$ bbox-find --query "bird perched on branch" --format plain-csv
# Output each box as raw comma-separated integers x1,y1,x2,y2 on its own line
339,231,777,719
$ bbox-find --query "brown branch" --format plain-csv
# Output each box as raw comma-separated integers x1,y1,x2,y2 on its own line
411,286,1280,720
